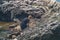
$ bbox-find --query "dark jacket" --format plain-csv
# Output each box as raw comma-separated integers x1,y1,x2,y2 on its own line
20,18,29,30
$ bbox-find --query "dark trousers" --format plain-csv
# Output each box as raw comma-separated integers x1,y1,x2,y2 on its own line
21,24,27,30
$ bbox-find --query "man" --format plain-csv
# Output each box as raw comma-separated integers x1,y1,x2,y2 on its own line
20,15,32,30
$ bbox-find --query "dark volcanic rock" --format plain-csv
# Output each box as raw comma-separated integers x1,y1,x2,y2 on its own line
0,0,48,21
0,0,60,40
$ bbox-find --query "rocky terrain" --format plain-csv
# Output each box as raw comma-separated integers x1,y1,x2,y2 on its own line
0,0,60,40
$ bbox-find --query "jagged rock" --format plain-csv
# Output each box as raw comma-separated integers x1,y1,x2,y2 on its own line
0,0,48,21
0,0,60,40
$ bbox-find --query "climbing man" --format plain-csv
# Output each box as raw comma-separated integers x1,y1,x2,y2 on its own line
20,15,32,31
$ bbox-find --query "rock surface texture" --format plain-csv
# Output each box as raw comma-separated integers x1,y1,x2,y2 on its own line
0,0,60,40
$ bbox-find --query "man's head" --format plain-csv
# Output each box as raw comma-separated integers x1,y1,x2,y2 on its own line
28,15,33,19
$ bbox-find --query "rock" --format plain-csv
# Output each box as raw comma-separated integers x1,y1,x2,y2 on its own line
13,38,18,40
0,0,49,21
0,0,60,40
0,26,2,29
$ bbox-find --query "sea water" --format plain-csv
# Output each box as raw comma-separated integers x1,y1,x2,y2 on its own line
56,0,60,2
